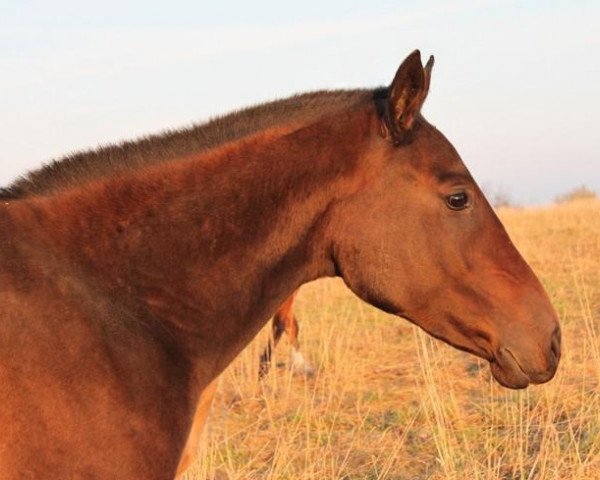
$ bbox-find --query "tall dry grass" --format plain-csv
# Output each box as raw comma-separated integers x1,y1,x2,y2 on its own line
184,198,600,479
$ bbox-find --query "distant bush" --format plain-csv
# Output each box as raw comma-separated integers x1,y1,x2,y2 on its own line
489,191,516,209
555,185,598,204
483,185,518,209
480,182,516,208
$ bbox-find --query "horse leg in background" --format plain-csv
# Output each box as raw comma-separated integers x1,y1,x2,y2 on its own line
286,307,315,377
175,378,218,479
258,291,314,378
258,301,288,378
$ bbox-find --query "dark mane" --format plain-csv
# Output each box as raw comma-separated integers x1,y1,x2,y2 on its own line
0,89,379,199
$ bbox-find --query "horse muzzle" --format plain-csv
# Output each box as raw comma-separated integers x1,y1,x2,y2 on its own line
489,326,561,389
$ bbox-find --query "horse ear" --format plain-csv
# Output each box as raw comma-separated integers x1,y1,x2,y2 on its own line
422,55,435,104
386,50,432,140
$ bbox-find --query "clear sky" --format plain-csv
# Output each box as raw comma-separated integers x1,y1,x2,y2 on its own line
1,0,598,204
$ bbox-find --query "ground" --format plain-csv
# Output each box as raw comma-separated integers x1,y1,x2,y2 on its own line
184,199,600,480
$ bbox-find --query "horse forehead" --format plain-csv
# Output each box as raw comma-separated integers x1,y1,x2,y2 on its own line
410,125,465,172
399,144,461,181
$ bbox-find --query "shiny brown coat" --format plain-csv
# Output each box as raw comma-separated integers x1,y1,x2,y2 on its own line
0,51,560,479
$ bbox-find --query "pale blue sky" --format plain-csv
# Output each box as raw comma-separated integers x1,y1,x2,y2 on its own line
1,0,598,204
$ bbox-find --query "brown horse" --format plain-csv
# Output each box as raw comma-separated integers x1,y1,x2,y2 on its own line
0,50,560,479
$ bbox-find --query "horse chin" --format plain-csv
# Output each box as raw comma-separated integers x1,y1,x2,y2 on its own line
489,348,530,389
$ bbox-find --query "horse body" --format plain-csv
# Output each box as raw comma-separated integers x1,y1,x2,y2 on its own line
0,101,369,477
0,51,560,478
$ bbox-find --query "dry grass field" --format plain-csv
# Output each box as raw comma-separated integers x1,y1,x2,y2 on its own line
184,198,600,480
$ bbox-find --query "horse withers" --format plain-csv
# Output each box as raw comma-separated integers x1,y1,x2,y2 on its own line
0,50,560,479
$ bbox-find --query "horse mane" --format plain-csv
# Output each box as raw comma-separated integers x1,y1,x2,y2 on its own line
0,89,379,199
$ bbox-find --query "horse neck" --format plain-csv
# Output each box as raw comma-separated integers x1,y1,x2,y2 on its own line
13,104,374,379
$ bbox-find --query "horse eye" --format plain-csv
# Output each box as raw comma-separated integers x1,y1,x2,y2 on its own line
446,192,469,210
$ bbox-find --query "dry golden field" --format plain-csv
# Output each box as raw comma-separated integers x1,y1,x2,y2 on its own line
185,198,600,480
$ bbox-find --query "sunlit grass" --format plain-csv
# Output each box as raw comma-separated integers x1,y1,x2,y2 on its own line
185,198,600,479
